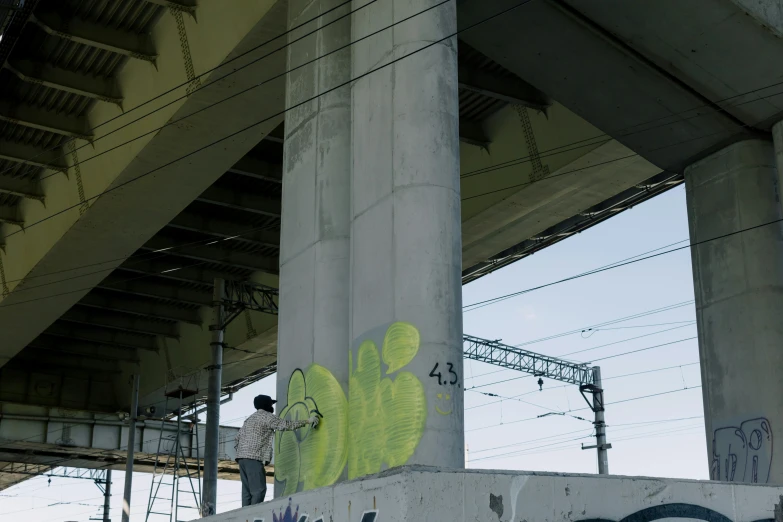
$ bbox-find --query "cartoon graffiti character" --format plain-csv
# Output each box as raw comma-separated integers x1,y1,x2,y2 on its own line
348,322,427,479
435,392,452,415
275,366,348,495
711,417,773,483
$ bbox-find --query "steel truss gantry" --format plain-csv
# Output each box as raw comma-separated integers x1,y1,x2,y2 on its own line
462,334,611,474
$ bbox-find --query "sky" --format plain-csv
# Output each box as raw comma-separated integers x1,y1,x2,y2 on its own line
0,185,706,520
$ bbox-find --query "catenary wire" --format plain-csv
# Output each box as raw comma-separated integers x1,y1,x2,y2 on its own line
460,211,783,312
1,0,781,252
0,0,540,309
466,336,698,390
1,67,776,288
466,385,701,432
557,322,696,358
465,362,700,411
29,0,412,187
0,0,530,245
0,0,363,181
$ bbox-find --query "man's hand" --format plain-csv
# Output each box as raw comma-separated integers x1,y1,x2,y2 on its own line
308,414,320,428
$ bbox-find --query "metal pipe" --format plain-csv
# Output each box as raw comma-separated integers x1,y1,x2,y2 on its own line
103,469,112,522
0,412,187,429
122,373,140,522
202,278,225,517
592,366,609,474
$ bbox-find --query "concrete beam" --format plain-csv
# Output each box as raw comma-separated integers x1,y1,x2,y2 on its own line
143,0,197,17
116,255,251,288
97,275,211,307
140,234,279,273
196,185,281,217
227,155,283,183
78,291,203,325
459,118,491,147
30,12,157,63
5,60,123,105
0,175,44,200
28,336,141,364
458,64,551,111
0,100,93,140
0,140,69,174
45,322,159,352
0,0,287,372
0,205,23,227
59,307,179,339
167,209,280,249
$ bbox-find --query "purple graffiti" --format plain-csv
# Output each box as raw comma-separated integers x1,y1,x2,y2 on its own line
711,417,772,483
272,498,299,522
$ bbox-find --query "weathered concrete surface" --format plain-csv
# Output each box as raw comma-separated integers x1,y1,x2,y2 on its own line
274,0,353,496
685,139,783,484
462,135,660,271
0,0,287,368
202,466,783,522
350,0,464,475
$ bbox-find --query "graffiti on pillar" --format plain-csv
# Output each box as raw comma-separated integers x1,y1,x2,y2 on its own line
275,322,428,492
576,503,774,522
347,322,427,479
268,505,378,522
275,366,348,495
711,417,773,483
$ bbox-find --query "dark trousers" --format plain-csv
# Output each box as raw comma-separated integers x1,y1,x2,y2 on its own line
238,458,267,506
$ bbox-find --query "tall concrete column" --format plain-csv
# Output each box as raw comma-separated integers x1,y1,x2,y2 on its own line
349,0,464,477
685,139,783,484
274,0,352,497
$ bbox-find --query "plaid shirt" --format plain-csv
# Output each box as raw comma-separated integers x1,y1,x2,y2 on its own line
234,410,308,462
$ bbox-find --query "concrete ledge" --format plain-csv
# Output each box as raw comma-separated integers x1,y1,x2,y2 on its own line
204,465,782,521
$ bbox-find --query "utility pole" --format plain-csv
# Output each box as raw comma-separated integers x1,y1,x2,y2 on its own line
102,469,112,522
590,367,610,474
122,373,140,522
203,278,226,517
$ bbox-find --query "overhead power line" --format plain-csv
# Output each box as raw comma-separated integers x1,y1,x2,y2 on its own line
466,385,701,432
461,212,783,313
2,0,528,244
558,323,696,358
0,0,364,181
465,361,700,411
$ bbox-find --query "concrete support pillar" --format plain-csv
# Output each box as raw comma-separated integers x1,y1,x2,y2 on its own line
275,0,352,497
349,0,464,476
685,139,783,484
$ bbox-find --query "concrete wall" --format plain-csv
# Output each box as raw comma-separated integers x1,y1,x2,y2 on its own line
202,466,782,522
685,140,783,484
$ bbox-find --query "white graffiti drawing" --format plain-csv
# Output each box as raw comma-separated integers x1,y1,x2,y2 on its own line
711,417,773,483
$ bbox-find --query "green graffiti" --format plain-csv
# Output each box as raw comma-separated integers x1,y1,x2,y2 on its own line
275,366,348,494
382,322,420,374
275,322,427,491
348,322,426,479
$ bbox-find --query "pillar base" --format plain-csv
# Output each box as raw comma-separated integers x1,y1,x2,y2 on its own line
202,466,782,521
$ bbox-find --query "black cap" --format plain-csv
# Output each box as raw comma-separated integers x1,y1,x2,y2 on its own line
254,394,277,410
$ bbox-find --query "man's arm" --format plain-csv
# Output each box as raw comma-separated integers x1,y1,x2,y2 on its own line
267,413,312,432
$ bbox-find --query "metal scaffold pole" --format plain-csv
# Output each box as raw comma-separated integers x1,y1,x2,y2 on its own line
122,373,140,522
203,278,225,517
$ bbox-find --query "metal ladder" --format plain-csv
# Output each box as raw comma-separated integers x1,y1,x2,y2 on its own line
145,378,202,522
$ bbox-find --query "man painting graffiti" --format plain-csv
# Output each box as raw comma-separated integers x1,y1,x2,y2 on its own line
235,394,320,506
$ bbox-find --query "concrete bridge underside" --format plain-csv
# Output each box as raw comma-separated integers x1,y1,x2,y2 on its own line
0,0,781,489
0,0,667,420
